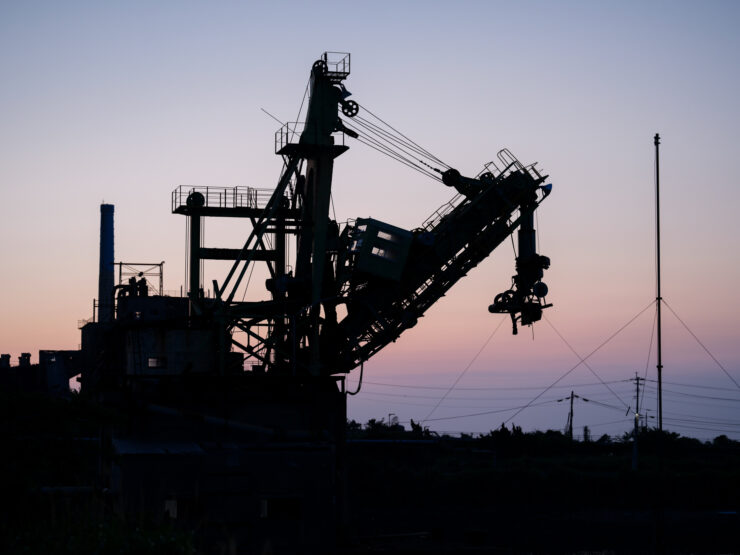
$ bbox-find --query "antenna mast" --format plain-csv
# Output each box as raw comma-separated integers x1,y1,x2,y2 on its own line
654,133,663,432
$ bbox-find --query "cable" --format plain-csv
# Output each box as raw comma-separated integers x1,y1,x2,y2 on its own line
347,361,364,396
662,414,740,427
357,388,590,403
353,113,441,164
661,420,740,435
239,255,257,302
339,104,452,182
352,391,572,411
640,389,740,411
642,384,740,403
662,300,740,389
503,301,655,424
361,389,544,402
509,231,517,259
359,379,631,391
348,127,439,179
650,379,740,392
356,104,450,168
422,399,559,423
295,79,309,123
342,119,442,181
352,115,444,168
580,398,626,412
640,304,658,411
421,317,507,423
544,314,632,409
585,418,633,429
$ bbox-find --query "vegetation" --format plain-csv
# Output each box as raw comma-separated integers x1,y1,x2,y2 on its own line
345,417,740,553
347,416,740,451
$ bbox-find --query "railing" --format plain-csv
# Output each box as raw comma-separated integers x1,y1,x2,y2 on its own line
275,122,304,153
79,298,99,327
322,51,350,80
422,148,546,232
421,193,464,231
491,148,544,183
275,121,347,154
480,148,543,182
172,185,275,212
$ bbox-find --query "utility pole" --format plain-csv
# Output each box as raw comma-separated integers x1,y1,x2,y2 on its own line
566,390,575,440
655,133,663,432
632,373,643,471
643,409,650,433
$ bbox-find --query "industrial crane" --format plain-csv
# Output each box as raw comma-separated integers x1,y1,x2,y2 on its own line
174,52,553,378
78,53,554,551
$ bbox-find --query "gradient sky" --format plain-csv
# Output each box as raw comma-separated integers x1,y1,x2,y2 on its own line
1,1,739,440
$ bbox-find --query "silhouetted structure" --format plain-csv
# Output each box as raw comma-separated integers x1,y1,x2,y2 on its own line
98,204,115,323
73,52,553,552
0,350,80,394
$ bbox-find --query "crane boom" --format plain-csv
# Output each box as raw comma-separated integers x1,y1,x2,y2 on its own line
332,154,552,371
176,52,553,377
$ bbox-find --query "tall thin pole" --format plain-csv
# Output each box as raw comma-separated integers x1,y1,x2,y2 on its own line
567,390,574,440
654,133,663,432
633,373,641,470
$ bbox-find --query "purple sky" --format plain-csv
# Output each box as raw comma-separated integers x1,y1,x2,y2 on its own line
1,1,739,440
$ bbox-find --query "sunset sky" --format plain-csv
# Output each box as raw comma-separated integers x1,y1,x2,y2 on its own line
1,1,739,439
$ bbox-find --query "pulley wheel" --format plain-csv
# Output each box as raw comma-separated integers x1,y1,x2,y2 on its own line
342,100,359,118
312,59,327,75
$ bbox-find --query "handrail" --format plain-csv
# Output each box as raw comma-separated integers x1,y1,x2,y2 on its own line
171,185,275,212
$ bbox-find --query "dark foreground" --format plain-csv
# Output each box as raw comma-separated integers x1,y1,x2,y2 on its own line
345,434,740,554
1,392,738,554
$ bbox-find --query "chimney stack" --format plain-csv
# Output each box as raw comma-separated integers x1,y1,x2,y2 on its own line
98,204,115,322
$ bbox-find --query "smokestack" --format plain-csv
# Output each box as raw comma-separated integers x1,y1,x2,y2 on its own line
98,204,115,322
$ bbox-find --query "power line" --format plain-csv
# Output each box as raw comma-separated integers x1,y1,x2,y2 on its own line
661,420,740,435
360,379,631,391
356,389,589,403
662,415,740,427
586,418,633,429
642,383,740,403
655,379,740,392
354,392,555,411
641,392,740,411
419,399,560,424
501,303,654,425
421,317,506,423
